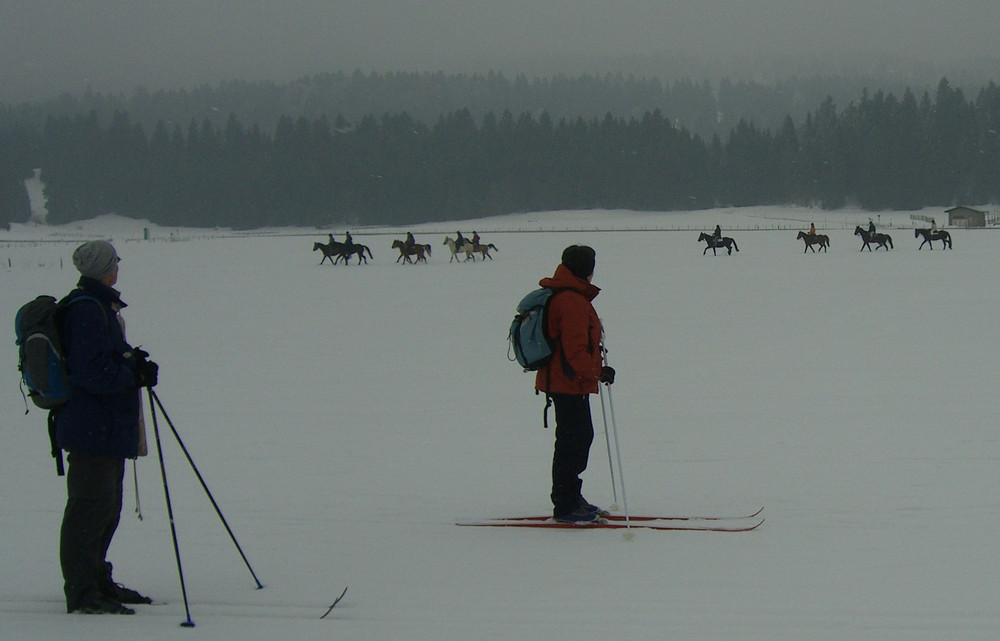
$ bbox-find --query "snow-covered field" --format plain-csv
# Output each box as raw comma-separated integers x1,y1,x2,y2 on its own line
1,206,998,640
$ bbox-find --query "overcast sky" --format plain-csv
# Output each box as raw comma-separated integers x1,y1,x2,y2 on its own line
3,1,998,102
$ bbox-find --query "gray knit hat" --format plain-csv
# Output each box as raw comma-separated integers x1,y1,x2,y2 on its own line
72,240,119,279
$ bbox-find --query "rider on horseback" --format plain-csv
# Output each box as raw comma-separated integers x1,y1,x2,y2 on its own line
712,225,722,243
808,222,816,235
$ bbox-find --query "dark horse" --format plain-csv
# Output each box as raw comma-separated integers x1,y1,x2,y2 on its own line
698,232,739,255
796,231,830,253
854,226,893,251
914,228,952,250
340,243,374,264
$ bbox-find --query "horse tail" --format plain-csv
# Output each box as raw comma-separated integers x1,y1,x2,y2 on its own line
887,235,893,248
732,238,739,251
425,244,432,256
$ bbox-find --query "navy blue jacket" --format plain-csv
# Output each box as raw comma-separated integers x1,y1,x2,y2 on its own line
55,277,141,459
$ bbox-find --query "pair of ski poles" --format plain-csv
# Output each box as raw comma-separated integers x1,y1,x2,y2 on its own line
146,387,263,627
597,333,632,535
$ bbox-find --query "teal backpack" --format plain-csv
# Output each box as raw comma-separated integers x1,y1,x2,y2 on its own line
508,288,562,371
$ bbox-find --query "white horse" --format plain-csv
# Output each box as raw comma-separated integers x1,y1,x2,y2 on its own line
444,236,475,262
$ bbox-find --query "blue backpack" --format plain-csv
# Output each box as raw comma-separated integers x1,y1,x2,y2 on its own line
508,288,562,371
15,294,102,410
16,293,104,476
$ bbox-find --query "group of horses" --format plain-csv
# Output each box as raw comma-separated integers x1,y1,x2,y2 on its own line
704,226,953,255
312,237,374,265
443,236,499,262
794,226,951,252
312,235,500,265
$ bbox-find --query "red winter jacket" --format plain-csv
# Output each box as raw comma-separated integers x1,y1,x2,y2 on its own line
534,264,603,395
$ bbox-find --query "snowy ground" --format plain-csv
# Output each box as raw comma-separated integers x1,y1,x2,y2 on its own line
1,206,998,640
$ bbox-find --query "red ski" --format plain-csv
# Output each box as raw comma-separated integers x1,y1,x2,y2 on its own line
491,506,764,523
456,516,764,532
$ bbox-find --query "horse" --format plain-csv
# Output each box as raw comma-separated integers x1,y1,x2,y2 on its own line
796,231,830,253
473,242,498,261
698,232,739,255
338,243,373,264
443,236,476,262
854,226,893,251
914,228,952,250
313,240,346,265
392,239,431,264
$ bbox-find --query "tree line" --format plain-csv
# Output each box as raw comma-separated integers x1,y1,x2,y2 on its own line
1,77,998,229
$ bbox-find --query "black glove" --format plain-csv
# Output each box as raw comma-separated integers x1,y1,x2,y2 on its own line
134,359,159,388
600,366,616,385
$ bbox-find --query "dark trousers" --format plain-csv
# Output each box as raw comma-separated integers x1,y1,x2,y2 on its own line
550,393,595,516
60,452,124,610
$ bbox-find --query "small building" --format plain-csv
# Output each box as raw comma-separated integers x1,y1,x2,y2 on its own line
945,206,987,228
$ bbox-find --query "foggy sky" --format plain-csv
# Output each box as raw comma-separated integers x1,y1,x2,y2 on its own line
3,1,998,103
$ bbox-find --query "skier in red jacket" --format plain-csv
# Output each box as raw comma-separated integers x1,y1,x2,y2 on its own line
535,245,615,523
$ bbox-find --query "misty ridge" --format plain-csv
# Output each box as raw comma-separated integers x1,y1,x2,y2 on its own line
1,58,999,229
5,51,1000,142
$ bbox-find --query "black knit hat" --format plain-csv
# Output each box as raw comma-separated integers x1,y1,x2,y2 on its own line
561,245,596,280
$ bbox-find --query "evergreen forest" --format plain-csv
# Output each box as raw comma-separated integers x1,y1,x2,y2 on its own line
1,72,999,229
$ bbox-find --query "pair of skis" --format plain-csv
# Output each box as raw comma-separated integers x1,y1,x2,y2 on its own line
457,507,764,532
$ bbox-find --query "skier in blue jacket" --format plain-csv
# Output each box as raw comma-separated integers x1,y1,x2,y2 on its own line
57,240,159,614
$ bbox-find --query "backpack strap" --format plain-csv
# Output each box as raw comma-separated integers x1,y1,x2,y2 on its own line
539,289,575,429
48,410,65,476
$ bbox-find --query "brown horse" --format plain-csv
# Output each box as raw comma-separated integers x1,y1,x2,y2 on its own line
473,242,498,261
393,239,431,263
313,240,345,265
796,231,830,253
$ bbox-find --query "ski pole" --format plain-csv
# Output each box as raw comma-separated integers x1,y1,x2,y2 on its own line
149,389,264,590
597,380,619,509
147,388,195,627
601,340,632,536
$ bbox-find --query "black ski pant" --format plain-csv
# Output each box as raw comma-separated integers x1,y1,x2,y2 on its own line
60,452,125,610
550,393,595,517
